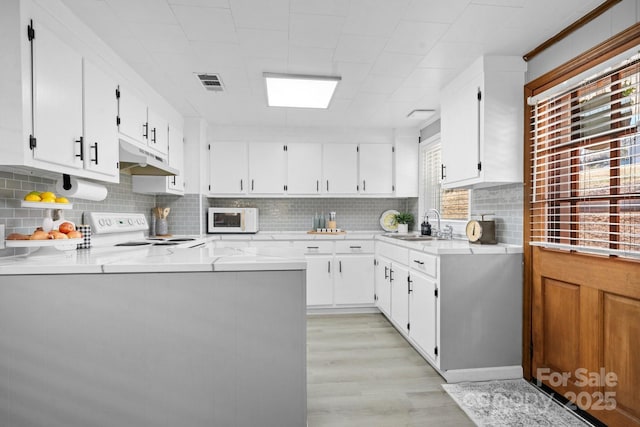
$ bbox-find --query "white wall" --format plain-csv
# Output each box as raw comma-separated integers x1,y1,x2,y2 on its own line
526,0,640,82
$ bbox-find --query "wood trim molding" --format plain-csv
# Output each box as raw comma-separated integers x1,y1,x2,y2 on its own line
528,21,640,96
523,0,622,62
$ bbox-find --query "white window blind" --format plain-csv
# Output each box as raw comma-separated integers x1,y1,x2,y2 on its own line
421,143,469,221
529,53,640,258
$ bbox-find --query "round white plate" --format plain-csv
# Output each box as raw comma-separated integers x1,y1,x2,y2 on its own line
379,209,399,232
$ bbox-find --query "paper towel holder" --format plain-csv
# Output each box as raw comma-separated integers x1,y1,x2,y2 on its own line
62,174,73,191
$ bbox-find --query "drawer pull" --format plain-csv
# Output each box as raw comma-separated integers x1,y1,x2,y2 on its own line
307,246,319,249
413,260,425,265
349,245,362,249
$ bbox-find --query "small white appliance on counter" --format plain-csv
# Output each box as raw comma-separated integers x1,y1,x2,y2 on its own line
207,207,259,234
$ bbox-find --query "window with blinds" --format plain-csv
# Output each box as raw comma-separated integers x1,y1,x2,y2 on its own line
421,142,469,220
529,54,640,258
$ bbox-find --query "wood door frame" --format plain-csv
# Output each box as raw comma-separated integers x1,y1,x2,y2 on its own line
523,21,640,381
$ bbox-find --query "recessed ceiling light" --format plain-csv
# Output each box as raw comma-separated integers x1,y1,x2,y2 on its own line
263,73,341,109
407,109,436,120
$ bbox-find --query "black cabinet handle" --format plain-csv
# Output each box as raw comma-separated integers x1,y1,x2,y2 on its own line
328,260,331,273
75,136,84,160
326,180,329,192
143,122,148,139
441,164,446,180
350,246,361,249
363,180,366,191
91,142,98,164
251,179,254,191
240,179,243,191
413,260,424,265
317,180,319,192
384,266,389,279
307,246,319,249
339,260,342,273
390,269,394,282
408,277,413,293
151,127,157,143
172,176,176,185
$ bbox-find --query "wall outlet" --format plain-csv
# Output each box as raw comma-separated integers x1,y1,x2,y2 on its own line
0,224,5,249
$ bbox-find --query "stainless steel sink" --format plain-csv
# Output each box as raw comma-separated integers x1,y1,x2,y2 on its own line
385,234,446,241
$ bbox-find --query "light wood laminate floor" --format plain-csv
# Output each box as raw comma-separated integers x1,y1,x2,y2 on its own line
307,313,474,427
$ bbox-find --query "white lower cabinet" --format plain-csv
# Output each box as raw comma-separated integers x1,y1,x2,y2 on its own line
305,255,333,306
374,257,391,316
409,270,438,361
334,254,374,305
390,262,410,335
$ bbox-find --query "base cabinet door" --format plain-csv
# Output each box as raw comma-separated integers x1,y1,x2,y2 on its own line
334,254,374,305
390,263,410,335
410,271,438,361
306,255,333,306
375,258,392,316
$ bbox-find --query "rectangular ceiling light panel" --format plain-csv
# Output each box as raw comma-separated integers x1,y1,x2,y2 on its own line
263,73,341,109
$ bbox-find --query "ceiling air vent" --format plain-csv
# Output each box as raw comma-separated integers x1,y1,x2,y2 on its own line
196,73,224,92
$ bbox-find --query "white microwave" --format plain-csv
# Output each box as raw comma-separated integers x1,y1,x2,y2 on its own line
207,207,259,234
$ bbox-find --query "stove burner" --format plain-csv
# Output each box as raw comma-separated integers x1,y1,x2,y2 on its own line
115,242,153,247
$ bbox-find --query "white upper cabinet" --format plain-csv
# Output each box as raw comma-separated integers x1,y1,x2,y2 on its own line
147,108,169,157
286,143,322,195
440,56,526,189
209,142,248,195
323,143,359,195
117,86,148,148
167,125,184,192
31,23,83,171
248,143,286,194
83,59,119,178
359,143,393,195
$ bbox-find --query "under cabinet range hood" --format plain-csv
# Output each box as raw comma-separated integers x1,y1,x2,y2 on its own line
118,140,178,176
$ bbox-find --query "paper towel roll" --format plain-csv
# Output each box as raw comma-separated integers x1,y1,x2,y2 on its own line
55,177,108,201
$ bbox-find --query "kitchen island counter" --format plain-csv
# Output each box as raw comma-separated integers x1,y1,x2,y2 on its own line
0,244,306,275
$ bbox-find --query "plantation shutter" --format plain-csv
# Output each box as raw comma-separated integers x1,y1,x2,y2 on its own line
529,52,640,258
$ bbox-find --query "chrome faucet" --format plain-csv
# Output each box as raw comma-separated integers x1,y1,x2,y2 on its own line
428,209,441,236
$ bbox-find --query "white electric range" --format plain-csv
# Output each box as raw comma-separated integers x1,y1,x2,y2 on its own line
84,212,209,249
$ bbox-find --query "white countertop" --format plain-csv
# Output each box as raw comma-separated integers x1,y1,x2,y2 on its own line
0,244,306,275
0,230,522,275
376,234,523,255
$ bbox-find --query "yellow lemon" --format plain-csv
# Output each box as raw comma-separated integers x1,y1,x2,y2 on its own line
40,191,56,200
55,197,69,204
41,197,56,203
27,190,41,197
24,194,42,202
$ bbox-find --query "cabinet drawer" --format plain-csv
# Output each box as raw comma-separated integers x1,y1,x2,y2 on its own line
409,250,437,278
376,242,408,265
335,240,374,254
293,241,334,254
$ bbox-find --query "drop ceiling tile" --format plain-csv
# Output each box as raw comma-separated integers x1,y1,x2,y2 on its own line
371,52,424,78
130,24,191,53
331,62,371,99
418,41,484,69
289,14,345,49
237,29,289,60
288,46,336,75
343,0,410,37
471,0,524,7
403,0,470,23
290,0,351,16
334,34,387,63
401,67,459,89
229,0,290,31
169,0,229,7
190,41,245,69
172,5,237,42
385,21,449,55
359,74,405,95
441,3,520,44
105,0,177,24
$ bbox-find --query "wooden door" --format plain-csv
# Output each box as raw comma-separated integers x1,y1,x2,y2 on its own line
531,248,640,426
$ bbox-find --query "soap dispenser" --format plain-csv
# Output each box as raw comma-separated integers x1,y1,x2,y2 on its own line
421,215,432,236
